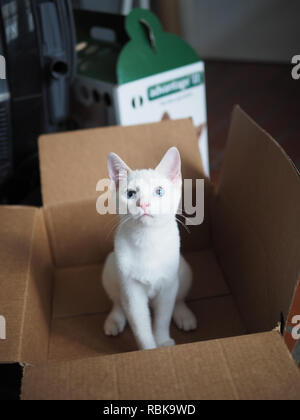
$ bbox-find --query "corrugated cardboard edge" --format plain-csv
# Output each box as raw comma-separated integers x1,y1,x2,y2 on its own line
21,332,300,400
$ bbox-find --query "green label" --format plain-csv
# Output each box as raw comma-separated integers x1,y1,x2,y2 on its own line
147,71,203,101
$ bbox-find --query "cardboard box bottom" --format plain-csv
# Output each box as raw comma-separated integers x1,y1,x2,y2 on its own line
48,248,246,362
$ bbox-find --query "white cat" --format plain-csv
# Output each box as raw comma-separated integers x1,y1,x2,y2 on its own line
102,147,197,350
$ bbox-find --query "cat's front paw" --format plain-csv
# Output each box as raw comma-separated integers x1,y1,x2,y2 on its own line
157,338,176,348
173,303,197,331
104,316,125,336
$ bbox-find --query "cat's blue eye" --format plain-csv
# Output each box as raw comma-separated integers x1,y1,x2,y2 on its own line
126,190,136,199
154,187,164,197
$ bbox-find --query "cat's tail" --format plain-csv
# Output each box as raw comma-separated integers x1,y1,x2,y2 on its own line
173,256,197,331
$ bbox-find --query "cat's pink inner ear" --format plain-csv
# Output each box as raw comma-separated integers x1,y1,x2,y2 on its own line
156,147,182,182
107,153,130,188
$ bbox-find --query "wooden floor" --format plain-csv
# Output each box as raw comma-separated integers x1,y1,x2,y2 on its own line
205,61,300,184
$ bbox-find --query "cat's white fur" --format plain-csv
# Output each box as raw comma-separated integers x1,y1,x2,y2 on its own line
102,147,197,350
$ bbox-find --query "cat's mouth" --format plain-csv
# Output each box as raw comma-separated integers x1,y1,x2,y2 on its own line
139,213,153,219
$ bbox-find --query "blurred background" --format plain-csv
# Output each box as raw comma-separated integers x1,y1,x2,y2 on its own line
74,0,300,182
77,0,300,64
0,0,299,208
0,0,299,207
156,0,300,63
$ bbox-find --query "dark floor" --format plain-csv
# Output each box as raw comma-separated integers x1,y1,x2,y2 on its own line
205,61,300,184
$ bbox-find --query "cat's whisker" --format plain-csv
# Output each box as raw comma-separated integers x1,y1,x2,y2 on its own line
104,214,120,229
104,215,122,236
119,215,132,229
175,216,191,234
105,224,118,240
176,213,198,226
105,215,130,240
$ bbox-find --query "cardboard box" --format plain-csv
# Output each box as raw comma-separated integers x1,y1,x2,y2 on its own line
0,106,300,400
72,8,209,175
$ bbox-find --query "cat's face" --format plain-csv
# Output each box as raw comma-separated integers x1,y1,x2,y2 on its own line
107,147,182,227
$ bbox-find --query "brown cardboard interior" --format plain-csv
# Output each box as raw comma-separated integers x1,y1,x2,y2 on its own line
0,207,53,364
0,206,37,363
212,108,300,334
1,111,300,398
48,250,245,362
40,118,213,268
38,118,243,363
38,119,209,207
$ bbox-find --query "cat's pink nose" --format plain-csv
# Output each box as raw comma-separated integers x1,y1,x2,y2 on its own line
139,202,150,212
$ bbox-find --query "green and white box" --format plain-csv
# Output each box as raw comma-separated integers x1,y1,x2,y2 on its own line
74,8,209,176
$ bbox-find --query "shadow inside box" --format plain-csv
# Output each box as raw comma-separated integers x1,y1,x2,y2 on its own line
47,248,247,362
0,363,22,400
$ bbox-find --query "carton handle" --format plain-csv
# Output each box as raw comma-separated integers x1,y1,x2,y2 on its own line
125,8,162,51
139,18,157,52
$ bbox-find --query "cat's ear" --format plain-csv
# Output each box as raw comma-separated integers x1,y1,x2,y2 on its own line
156,147,181,183
107,153,131,188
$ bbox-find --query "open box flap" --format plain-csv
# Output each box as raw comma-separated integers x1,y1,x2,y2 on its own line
0,206,53,364
21,332,300,400
39,119,204,207
0,206,37,363
213,106,300,333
